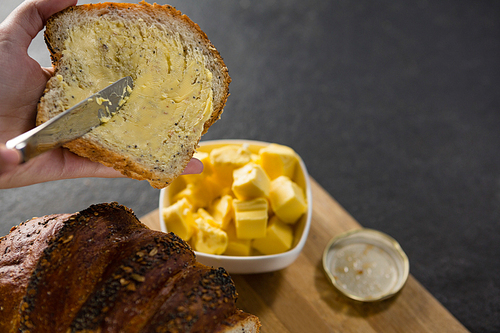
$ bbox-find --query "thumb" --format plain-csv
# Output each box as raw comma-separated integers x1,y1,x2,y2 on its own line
0,0,77,50
0,144,22,174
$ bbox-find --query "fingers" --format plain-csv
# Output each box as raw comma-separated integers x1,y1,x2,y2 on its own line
0,144,22,174
1,145,203,189
30,0,78,23
56,150,127,179
0,148,125,189
0,0,77,50
182,158,204,175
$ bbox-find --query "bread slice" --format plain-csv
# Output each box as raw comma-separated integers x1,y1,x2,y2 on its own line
37,1,230,188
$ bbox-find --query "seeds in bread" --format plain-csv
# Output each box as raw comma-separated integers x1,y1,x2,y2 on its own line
0,203,261,332
37,1,230,188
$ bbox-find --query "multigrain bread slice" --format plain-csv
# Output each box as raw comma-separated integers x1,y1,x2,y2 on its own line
0,203,260,333
37,1,230,188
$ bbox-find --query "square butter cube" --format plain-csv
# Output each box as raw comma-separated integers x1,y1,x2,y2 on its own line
259,144,298,180
173,179,214,210
250,153,261,164
233,198,268,239
191,213,228,255
224,241,252,256
196,208,219,228
162,198,194,241
223,222,252,256
210,145,252,187
232,163,271,200
252,216,294,255
203,175,228,199
269,176,307,224
209,195,234,229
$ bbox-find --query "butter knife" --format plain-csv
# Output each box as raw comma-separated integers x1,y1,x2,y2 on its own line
6,76,133,163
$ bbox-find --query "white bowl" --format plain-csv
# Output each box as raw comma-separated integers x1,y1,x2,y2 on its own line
159,139,312,274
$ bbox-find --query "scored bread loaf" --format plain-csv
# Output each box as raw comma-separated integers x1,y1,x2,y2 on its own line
0,202,260,333
37,1,231,188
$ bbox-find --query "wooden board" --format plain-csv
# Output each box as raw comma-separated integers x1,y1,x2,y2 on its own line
140,178,469,333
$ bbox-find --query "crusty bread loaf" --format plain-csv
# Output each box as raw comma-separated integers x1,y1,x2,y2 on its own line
0,203,260,333
37,1,230,188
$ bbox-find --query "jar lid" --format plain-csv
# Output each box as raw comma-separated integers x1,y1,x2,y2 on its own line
322,228,409,302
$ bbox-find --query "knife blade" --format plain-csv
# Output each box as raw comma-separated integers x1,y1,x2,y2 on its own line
6,76,134,163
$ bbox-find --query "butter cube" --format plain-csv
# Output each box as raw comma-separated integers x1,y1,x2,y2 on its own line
233,198,268,239
210,145,252,187
252,216,294,255
250,153,261,164
209,195,233,229
232,163,271,200
259,144,298,180
191,210,228,255
195,151,213,175
196,208,219,228
223,222,252,256
269,176,307,224
203,175,228,199
162,198,194,241
173,180,213,210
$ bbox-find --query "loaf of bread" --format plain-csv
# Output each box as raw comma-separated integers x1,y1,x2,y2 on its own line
37,1,231,188
0,203,260,333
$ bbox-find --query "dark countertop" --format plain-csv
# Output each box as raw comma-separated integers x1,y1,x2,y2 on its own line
1,0,499,331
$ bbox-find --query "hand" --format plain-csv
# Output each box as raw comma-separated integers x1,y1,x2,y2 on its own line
0,0,202,189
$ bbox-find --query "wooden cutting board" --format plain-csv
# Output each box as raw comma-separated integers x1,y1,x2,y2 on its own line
140,178,469,333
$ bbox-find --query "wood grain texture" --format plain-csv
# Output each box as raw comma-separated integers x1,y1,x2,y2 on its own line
140,178,469,333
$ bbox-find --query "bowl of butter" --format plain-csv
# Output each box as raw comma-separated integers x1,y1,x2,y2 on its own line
159,139,312,274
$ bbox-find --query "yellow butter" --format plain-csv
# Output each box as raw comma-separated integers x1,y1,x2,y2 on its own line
224,240,252,257
223,222,252,256
269,176,307,224
204,175,229,200
252,216,294,255
173,176,221,210
259,144,298,180
196,208,219,228
232,162,271,200
163,142,308,257
233,198,268,239
162,198,194,241
195,151,214,176
167,177,187,203
250,153,261,164
210,145,252,187
209,195,233,229
191,210,228,255
172,183,207,210
61,19,214,173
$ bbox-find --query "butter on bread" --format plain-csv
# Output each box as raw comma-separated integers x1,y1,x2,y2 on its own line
37,1,230,188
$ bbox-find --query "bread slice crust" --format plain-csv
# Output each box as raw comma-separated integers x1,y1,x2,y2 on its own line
38,1,231,188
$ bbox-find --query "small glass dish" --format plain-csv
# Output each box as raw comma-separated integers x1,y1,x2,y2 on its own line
323,228,409,301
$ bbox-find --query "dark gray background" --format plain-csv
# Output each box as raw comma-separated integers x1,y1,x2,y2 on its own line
1,0,499,331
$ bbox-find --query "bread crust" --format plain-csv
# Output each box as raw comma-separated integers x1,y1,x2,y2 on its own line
0,214,70,333
39,1,231,188
0,203,260,332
